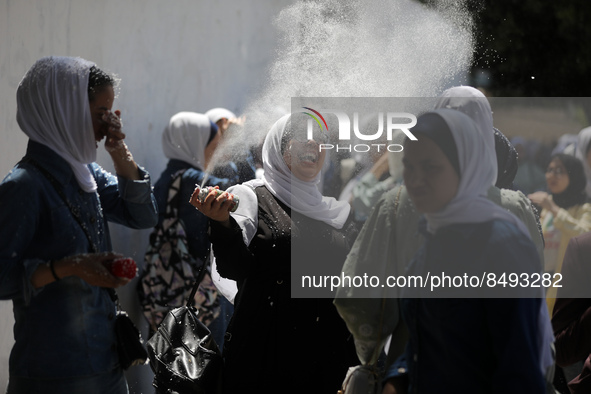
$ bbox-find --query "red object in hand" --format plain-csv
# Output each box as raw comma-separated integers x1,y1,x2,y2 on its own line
105,258,137,279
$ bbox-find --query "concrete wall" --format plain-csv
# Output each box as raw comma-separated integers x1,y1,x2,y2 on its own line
0,0,292,392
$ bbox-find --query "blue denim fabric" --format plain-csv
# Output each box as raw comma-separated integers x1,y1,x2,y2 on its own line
7,367,128,394
0,141,157,388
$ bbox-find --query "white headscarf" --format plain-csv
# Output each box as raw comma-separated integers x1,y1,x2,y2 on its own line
419,109,529,237
575,126,591,198
434,86,498,183
16,56,98,192
212,113,351,302
205,107,236,124
245,113,351,229
162,112,215,171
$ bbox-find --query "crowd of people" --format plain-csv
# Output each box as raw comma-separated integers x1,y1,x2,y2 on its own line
2,56,591,394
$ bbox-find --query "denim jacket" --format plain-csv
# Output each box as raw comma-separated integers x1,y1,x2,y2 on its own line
0,140,158,379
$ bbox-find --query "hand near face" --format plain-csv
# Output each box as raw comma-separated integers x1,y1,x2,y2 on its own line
228,115,246,128
102,109,141,180
102,110,126,153
90,84,124,150
89,86,139,179
220,116,246,134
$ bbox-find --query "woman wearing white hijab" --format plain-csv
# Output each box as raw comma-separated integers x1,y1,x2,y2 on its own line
191,113,360,394
162,111,221,172
138,111,237,343
0,56,158,393
434,86,545,258
383,109,545,393
335,87,551,380
205,107,256,184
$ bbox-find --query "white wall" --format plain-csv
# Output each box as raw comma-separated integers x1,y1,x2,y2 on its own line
0,0,292,392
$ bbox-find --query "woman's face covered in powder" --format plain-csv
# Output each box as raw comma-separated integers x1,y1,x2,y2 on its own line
283,138,326,182
403,135,460,213
280,113,327,182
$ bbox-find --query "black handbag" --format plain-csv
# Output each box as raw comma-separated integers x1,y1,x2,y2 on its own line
147,259,223,394
115,308,149,370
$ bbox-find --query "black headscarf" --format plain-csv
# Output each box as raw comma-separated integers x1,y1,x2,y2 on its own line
493,128,518,190
550,153,588,209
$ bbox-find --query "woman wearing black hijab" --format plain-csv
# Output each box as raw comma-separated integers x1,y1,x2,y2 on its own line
528,153,591,313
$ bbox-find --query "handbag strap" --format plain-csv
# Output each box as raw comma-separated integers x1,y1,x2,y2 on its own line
369,185,403,366
185,252,210,307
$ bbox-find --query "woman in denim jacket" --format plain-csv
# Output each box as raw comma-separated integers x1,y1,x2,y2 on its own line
0,56,158,393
